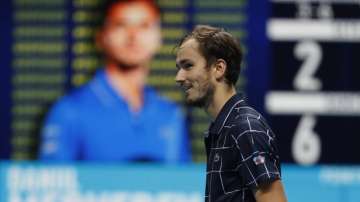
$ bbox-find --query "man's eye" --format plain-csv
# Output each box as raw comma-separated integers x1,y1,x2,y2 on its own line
183,63,193,70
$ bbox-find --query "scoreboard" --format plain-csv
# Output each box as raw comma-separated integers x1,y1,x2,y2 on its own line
266,0,360,164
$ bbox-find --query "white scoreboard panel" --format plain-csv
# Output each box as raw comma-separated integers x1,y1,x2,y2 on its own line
266,0,360,165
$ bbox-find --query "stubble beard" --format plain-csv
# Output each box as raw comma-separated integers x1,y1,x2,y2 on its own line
107,54,147,72
186,82,215,109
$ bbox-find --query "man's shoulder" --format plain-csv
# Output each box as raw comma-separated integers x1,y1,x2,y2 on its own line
51,79,98,110
235,105,262,122
227,104,270,133
62,69,110,104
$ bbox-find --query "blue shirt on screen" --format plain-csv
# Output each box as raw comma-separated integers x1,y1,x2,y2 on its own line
39,69,190,162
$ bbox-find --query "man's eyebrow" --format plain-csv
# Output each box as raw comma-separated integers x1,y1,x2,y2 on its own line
176,59,191,66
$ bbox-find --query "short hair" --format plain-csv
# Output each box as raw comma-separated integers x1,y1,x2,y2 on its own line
98,0,161,27
178,25,243,86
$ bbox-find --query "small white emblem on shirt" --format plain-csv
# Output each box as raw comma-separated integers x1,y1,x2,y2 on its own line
253,155,265,165
214,153,220,162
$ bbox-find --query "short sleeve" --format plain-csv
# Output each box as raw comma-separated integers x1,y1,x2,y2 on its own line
232,118,281,190
38,97,80,161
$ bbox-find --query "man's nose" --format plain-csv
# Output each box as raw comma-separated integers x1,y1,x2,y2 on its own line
126,27,140,39
175,69,185,84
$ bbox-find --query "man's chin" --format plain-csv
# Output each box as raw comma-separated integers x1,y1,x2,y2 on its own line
121,54,150,64
107,52,151,69
185,88,214,108
185,97,206,108
113,59,144,70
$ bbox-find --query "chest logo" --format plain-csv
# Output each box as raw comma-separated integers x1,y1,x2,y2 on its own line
214,153,220,162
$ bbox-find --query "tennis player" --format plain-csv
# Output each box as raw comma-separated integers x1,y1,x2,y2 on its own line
175,25,287,202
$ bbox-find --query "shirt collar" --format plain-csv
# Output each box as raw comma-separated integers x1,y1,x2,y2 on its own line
209,93,245,135
92,68,157,108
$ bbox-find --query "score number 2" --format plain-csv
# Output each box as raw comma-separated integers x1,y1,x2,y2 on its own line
292,41,322,165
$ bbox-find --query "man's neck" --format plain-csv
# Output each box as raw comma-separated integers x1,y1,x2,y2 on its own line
206,85,236,120
105,63,148,112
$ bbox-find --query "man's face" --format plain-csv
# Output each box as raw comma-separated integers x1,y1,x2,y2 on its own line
175,38,215,107
99,1,161,68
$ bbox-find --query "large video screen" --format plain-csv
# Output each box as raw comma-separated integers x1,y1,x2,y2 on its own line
0,0,248,161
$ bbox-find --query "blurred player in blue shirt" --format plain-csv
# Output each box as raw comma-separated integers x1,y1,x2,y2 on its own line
39,0,190,162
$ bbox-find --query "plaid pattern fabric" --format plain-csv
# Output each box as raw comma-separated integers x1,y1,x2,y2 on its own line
204,94,281,202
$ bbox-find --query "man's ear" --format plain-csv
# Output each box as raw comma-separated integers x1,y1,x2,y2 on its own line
213,59,227,81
